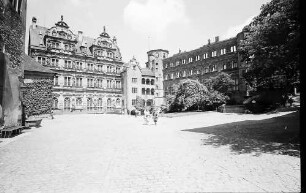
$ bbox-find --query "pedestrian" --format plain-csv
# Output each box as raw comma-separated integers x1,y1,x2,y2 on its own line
152,108,159,126
143,108,150,125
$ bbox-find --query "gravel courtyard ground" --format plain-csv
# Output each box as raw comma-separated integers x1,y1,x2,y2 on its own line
0,111,300,193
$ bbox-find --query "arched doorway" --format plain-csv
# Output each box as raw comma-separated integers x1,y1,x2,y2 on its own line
64,97,70,111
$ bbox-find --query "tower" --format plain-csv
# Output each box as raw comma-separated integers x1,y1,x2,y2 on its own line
146,49,169,107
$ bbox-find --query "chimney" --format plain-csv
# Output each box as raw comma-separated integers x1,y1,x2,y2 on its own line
32,17,37,29
215,36,219,43
78,31,83,42
208,39,211,45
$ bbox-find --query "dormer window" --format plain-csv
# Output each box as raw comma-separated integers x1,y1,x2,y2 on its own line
68,35,72,40
52,31,57,36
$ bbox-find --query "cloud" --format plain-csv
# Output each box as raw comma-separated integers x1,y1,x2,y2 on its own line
123,0,188,40
223,15,255,39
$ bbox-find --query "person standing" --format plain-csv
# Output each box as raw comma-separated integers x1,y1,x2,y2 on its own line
143,108,150,125
152,109,159,126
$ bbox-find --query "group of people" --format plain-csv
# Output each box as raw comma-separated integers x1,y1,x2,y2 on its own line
143,108,160,125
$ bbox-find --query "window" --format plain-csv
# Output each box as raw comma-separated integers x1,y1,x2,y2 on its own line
87,78,94,87
212,51,217,57
233,61,238,68
223,63,227,70
170,73,174,79
234,78,239,91
97,65,103,72
64,60,72,69
142,88,145,95
151,88,154,95
76,77,82,87
197,70,200,74
188,57,193,63
182,59,186,64
164,75,168,80
116,67,120,73
51,58,59,67
54,76,59,85
132,99,136,106
151,79,154,85
195,55,200,61
75,61,83,70
209,65,216,72
176,61,180,66
170,63,174,67
146,88,150,95
189,69,193,76
97,98,103,110
176,72,180,78
220,48,226,55
64,98,70,111
96,79,103,88
116,81,121,89
203,53,208,59
87,98,93,111
142,78,145,84
204,68,209,74
132,87,137,93
183,71,186,77
164,63,168,69
76,98,82,106
87,63,94,71
107,80,111,88
64,77,71,86
231,46,237,52
146,79,150,85
37,57,46,65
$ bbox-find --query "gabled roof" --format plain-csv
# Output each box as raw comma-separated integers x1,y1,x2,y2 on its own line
141,68,155,77
23,54,55,74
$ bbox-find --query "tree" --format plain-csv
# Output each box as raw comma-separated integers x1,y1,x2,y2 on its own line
173,79,209,111
203,72,235,94
239,0,300,92
135,96,145,111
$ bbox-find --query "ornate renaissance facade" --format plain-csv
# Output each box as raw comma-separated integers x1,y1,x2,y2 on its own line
163,32,248,104
121,49,168,112
28,16,124,113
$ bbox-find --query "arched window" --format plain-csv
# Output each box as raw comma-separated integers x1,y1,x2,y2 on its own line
97,98,103,111
151,79,154,85
146,88,150,95
147,99,152,106
76,98,82,107
64,97,70,111
146,79,150,85
53,98,58,109
87,98,93,111
151,88,154,95
142,78,145,84
142,88,145,95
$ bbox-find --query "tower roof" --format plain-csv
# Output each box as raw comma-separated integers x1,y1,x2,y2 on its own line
100,26,110,38
55,15,69,28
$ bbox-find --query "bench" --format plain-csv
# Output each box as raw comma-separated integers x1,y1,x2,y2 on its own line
25,119,42,128
1,126,25,138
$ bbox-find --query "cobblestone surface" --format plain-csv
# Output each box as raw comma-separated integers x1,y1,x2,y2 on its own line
0,112,300,192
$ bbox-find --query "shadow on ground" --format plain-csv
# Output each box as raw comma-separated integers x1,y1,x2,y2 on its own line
183,111,300,157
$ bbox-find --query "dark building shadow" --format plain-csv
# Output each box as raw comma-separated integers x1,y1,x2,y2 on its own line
183,111,300,157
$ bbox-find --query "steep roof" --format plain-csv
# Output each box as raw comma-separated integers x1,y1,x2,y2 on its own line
141,68,155,77
23,54,55,74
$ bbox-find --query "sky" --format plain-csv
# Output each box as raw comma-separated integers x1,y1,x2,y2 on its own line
25,0,271,67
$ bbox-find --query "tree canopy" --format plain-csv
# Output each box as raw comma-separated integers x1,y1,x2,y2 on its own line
239,0,300,91
203,72,235,94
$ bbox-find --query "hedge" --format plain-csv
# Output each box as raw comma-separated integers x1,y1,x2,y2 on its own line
23,79,53,117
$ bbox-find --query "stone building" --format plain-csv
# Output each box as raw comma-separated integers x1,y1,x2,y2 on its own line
0,0,27,128
121,49,168,112
163,32,248,104
28,16,124,113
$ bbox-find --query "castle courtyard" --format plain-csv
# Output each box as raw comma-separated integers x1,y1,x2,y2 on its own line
0,112,300,193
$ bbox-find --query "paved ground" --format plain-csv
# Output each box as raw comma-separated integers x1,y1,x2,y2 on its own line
0,112,300,193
